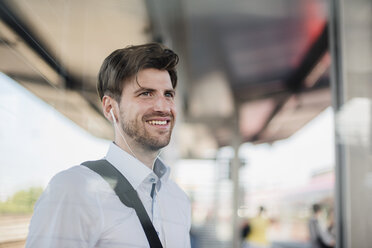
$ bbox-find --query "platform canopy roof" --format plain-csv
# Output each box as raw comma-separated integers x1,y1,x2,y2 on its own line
0,0,330,158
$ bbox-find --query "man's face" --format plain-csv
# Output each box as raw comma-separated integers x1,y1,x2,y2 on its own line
117,68,176,151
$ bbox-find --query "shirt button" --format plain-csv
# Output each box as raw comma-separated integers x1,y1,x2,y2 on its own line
150,178,156,183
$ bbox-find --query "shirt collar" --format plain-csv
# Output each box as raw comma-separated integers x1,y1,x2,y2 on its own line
154,157,170,183
105,142,170,189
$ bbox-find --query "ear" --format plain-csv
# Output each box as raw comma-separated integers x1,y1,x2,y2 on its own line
102,95,118,123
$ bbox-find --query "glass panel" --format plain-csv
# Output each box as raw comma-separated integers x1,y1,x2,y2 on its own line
0,1,337,248
0,75,108,245
174,108,335,248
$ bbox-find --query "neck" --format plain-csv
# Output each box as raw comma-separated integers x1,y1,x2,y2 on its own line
115,135,159,169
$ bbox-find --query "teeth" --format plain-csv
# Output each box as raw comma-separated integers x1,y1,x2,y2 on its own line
148,120,167,125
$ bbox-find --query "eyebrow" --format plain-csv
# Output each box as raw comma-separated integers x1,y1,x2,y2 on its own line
134,87,155,94
134,87,175,95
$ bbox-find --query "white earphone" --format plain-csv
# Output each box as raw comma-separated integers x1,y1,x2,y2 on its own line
110,108,166,245
110,107,162,168
110,108,138,159
110,109,116,123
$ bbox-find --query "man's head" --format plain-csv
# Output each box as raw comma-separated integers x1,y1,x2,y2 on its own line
258,206,266,216
312,204,321,214
98,43,179,153
98,43,178,103
259,206,266,213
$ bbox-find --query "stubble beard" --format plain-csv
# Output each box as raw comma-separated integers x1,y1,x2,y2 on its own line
120,115,174,152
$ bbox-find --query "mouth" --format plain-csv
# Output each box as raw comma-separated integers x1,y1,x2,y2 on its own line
145,118,171,127
146,120,169,126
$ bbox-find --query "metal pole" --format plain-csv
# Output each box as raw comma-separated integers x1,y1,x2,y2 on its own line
328,0,347,247
231,104,241,248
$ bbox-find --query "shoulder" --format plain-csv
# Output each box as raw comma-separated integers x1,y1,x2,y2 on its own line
51,165,105,187
28,165,109,246
42,165,112,202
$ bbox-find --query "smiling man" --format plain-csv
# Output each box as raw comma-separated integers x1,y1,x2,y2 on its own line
26,43,191,248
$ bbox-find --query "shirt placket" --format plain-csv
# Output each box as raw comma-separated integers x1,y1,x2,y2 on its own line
149,177,166,246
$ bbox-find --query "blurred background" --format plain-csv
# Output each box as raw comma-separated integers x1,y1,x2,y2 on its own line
0,0,371,247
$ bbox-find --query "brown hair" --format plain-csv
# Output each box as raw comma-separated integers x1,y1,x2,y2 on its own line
97,43,179,102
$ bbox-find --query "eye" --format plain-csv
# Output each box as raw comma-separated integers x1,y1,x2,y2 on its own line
139,91,152,97
165,91,175,98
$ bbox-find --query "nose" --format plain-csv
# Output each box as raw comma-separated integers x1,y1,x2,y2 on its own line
153,96,172,112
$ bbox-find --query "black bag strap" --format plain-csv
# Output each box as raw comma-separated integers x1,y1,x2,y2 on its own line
82,159,163,248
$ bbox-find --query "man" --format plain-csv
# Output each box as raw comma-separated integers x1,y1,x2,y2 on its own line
26,43,191,248
308,204,335,248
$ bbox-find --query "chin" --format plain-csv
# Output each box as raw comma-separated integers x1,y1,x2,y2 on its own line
146,140,171,151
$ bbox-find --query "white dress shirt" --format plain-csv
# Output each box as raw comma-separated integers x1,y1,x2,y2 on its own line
26,143,191,248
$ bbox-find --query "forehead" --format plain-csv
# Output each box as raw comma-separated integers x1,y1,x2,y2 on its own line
124,68,173,92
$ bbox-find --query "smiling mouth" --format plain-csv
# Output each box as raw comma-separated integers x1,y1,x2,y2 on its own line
146,120,169,126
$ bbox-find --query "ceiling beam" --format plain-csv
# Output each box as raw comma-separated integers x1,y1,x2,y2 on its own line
286,23,329,92
0,1,70,85
251,23,330,142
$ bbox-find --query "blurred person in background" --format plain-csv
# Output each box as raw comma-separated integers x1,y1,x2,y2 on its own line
326,208,336,240
241,220,251,248
26,43,191,248
243,206,270,248
308,203,335,248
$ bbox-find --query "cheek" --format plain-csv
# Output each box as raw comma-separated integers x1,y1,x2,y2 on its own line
119,104,139,121
171,106,177,119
